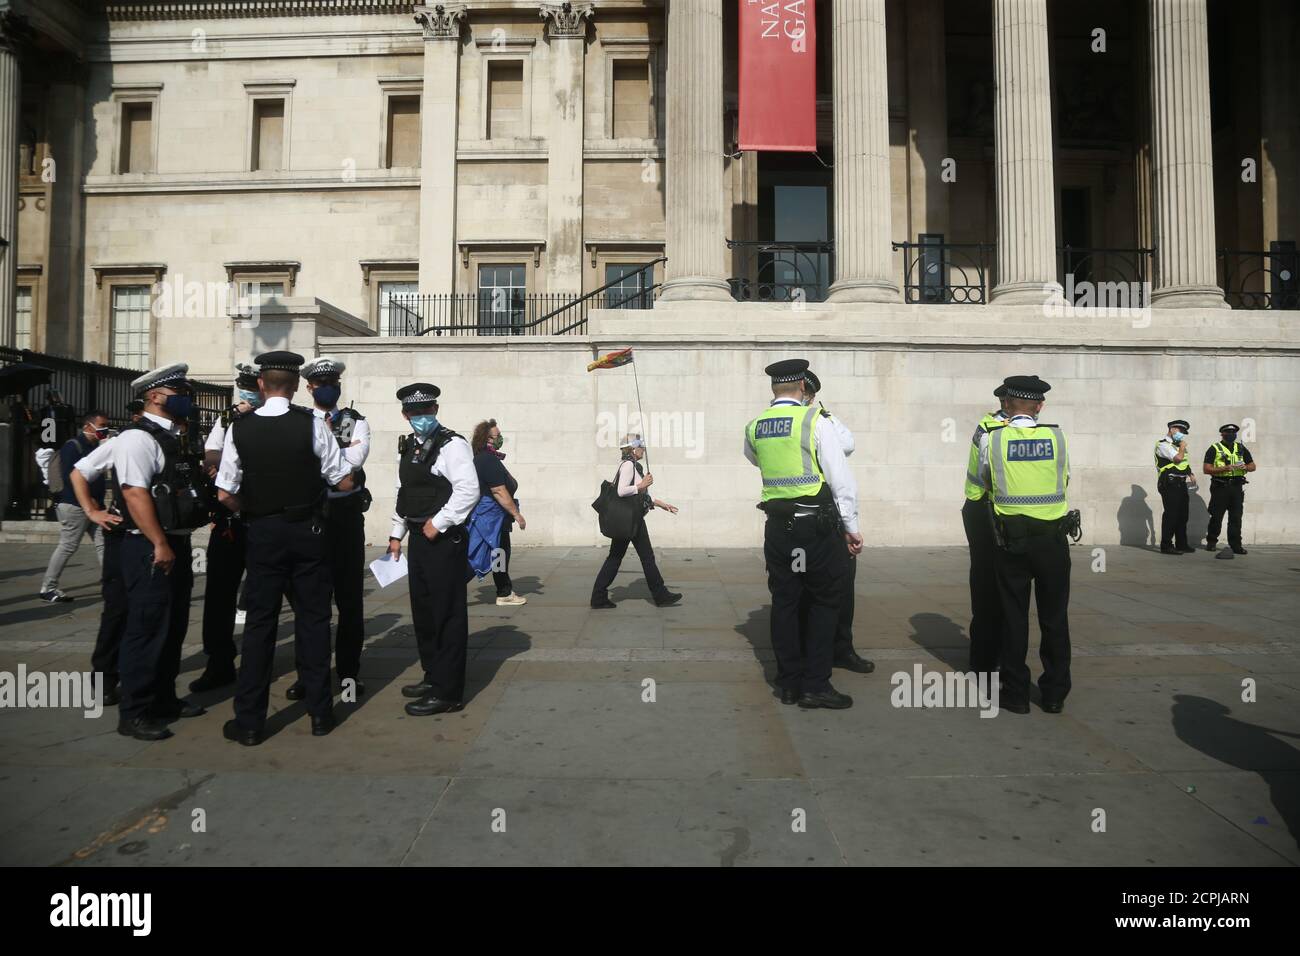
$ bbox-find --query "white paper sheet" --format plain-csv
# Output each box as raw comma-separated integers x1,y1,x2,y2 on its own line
369,553,409,588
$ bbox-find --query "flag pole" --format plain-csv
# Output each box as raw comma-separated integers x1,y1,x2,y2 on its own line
630,357,649,472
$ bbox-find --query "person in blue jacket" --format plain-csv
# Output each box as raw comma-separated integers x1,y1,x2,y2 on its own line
469,419,527,605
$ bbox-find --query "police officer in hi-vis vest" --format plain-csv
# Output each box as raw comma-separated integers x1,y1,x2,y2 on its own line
983,375,1072,715
215,351,355,746
1154,419,1198,555
744,359,862,710
387,383,479,717
1203,423,1255,555
962,382,1010,673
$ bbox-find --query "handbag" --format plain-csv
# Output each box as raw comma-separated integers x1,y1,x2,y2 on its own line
591,461,644,541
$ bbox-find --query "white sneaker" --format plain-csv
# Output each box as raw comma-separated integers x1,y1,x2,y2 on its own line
234,610,247,625
496,593,527,606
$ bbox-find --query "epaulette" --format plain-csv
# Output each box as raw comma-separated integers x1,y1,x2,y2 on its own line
288,404,314,417
435,426,463,447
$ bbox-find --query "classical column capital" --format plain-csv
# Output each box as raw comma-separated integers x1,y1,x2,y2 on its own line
413,3,467,42
540,2,595,39
0,12,33,57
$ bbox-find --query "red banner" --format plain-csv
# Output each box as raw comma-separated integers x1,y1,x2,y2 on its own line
738,0,817,153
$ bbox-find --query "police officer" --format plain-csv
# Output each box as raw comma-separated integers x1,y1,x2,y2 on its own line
386,383,479,717
963,383,1010,673
1155,419,1197,555
983,375,1071,715
284,356,371,700
1203,423,1255,555
215,351,355,745
744,359,861,710
190,362,261,692
112,364,211,740
802,368,873,674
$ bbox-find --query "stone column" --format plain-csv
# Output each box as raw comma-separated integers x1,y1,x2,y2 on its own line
828,0,898,303
659,0,731,303
1148,0,1226,308
541,2,594,297
0,13,27,347
415,3,467,297
990,0,1061,304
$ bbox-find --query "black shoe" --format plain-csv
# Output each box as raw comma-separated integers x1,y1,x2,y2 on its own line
285,680,304,701
311,713,337,736
1231,546,1248,555
401,680,434,699
590,597,616,609
1041,699,1064,714
833,651,876,674
404,695,464,717
1178,545,1197,553
797,689,853,710
101,683,121,707
778,688,800,706
1002,698,1031,714
223,719,263,747
653,591,683,607
118,716,173,741
189,664,236,693
339,677,365,697
156,698,206,721
1159,545,1181,554
1204,540,1217,551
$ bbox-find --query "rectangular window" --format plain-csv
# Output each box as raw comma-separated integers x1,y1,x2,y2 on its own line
110,285,151,370
251,99,286,172
386,96,421,168
237,280,285,300
611,60,653,139
15,286,33,350
487,61,524,140
603,263,652,309
378,280,420,335
120,102,154,174
477,264,526,334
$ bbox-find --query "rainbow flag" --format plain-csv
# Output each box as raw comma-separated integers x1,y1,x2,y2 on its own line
586,347,634,372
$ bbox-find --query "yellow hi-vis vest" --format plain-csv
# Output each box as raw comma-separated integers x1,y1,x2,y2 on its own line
964,412,1008,501
1155,438,1190,475
745,402,826,501
989,423,1069,520
1211,441,1247,477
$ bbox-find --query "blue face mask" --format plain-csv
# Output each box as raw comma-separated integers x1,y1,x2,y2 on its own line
163,394,193,420
1172,431,1186,443
238,389,262,408
312,384,341,409
410,414,439,437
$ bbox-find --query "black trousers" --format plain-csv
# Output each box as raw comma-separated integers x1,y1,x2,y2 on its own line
1158,474,1191,549
119,532,194,723
765,516,848,695
493,526,514,596
961,498,1004,672
200,516,247,669
234,516,334,730
408,526,469,702
797,552,857,658
592,520,666,600
325,496,366,679
91,530,129,687
994,527,1071,704
1207,481,1245,548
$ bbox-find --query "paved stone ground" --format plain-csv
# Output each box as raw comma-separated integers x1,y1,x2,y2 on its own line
0,539,1297,867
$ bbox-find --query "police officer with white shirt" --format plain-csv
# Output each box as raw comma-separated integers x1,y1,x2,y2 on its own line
745,359,862,710
215,351,355,745
1154,419,1197,555
802,368,874,674
284,356,371,700
111,364,211,741
386,383,479,717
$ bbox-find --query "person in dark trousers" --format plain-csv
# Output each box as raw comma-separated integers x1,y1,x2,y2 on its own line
471,418,527,605
215,351,355,746
387,383,480,716
38,409,111,602
590,434,682,610
1154,418,1198,554
1203,423,1256,554
962,383,1010,673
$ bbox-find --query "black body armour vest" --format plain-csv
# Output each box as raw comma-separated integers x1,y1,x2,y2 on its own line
396,427,462,522
231,406,325,517
110,418,211,533
327,406,366,490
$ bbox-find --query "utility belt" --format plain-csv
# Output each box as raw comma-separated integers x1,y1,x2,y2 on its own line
405,518,466,542
758,498,840,535
989,505,1082,550
245,492,326,528
331,487,373,512
1210,475,1247,486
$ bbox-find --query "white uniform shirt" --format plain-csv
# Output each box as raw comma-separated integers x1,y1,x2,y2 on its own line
743,398,860,535
821,407,855,457
204,418,227,453
1154,436,1181,461
105,412,190,536
215,396,351,494
73,435,117,482
313,406,371,499
389,432,479,540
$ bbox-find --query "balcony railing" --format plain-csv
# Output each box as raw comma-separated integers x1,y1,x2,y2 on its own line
1058,246,1154,308
1218,248,1300,310
893,240,992,304
727,240,834,303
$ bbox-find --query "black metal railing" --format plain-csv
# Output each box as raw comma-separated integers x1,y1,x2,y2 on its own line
1218,248,1300,310
1,347,231,520
1058,246,1154,308
388,259,665,336
727,240,834,302
893,240,992,304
